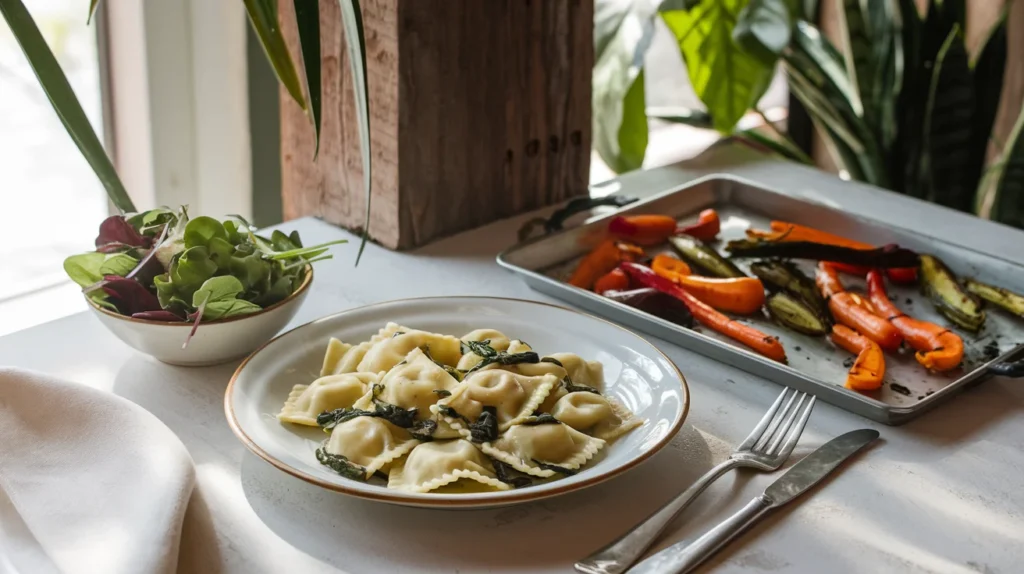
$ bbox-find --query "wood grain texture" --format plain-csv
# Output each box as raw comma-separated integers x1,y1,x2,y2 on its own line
280,0,593,250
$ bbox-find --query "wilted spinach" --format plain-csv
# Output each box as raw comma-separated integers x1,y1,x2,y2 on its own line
467,406,499,443
562,376,601,395
315,447,367,481
532,460,578,476
408,419,438,441
523,414,561,426
492,459,532,489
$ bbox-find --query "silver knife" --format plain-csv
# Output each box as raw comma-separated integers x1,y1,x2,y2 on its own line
628,428,879,574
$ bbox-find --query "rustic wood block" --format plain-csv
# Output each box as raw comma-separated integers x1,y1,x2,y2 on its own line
280,0,593,250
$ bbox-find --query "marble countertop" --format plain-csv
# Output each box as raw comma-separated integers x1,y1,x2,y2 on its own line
2,143,1022,573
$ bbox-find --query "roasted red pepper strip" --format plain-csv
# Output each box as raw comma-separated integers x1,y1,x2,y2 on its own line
866,270,963,372
750,221,918,283
608,215,678,246
831,324,885,391
593,268,630,294
621,262,787,363
568,239,644,290
816,263,903,352
677,209,720,241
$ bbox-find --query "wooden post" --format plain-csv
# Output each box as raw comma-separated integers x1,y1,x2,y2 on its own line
280,0,594,250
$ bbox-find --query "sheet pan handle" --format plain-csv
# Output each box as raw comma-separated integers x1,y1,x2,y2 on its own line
989,359,1024,378
517,195,639,242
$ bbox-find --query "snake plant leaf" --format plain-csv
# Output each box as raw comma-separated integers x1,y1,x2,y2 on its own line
984,108,1024,227
970,11,1007,193
293,0,322,158
662,0,774,133
646,106,714,129
736,128,813,165
0,0,136,214
733,0,793,69
592,0,658,173
835,0,873,120
921,25,975,213
338,0,371,265
244,0,307,112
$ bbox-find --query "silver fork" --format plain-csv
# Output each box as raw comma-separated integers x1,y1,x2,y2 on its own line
575,387,816,574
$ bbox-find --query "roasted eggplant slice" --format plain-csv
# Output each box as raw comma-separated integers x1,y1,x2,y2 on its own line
919,255,986,332
765,292,830,336
668,234,746,278
750,260,829,317
964,279,1024,317
726,239,920,268
602,287,695,328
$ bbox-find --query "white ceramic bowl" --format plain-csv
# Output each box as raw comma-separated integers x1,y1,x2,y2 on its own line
225,296,689,509
87,269,313,366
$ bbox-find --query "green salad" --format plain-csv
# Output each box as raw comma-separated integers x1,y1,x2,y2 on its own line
64,207,344,343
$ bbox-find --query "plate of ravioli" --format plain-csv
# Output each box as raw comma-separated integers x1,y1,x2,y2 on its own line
226,296,689,508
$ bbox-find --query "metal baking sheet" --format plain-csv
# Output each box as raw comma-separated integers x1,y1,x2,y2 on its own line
497,174,1024,424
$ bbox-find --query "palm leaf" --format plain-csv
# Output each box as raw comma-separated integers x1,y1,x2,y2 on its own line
661,0,775,133
0,0,135,213
593,0,659,173
294,0,322,157
981,105,1024,226
244,0,307,112
338,0,371,265
736,128,813,164
920,25,974,212
646,106,714,129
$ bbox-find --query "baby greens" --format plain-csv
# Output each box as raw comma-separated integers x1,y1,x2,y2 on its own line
64,206,345,346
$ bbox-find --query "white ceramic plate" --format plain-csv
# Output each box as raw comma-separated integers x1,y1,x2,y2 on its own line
225,297,689,508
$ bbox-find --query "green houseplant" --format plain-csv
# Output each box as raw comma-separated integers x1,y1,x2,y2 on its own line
0,0,372,330
594,0,1024,228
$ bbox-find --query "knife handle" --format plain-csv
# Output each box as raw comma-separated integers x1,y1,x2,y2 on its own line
628,494,774,574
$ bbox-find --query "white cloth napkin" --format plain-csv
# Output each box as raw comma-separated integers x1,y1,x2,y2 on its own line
0,368,195,574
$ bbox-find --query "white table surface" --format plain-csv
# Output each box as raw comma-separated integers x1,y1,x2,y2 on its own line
3,143,1024,574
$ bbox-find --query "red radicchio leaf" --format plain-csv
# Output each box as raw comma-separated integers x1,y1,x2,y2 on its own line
131,310,185,321
101,276,162,315
96,215,150,250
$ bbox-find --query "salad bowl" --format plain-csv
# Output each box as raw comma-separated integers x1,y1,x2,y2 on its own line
87,268,313,366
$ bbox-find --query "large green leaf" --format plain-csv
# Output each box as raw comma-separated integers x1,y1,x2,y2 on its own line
661,1,775,133
921,26,974,212
592,0,658,173
244,0,307,112
338,0,371,265
0,0,135,213
294,0,322,157
732,0,793,68
981,107,1024,226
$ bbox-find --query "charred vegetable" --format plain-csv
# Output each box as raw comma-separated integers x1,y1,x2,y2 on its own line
608,215,678,246
568,239,645,290
750,260,828,317
727,239,920,269
650,254,764,314
831,325,885,391
602,287,695,328
620,263,787,363
816,263,903,352
919,255,986,332
867,270,963,372
765,292,830,336
965,279,1024,317
668,234,746,278
677,208,720,241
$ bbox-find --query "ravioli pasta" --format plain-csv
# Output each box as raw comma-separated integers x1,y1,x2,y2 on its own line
276,324,646,494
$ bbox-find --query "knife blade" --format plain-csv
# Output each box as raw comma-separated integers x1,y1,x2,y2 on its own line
630,428,879,574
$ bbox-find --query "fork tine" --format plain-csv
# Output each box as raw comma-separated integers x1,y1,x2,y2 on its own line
765,393,808,455
770,395,817,458
737,387,792,451
752,390,799,452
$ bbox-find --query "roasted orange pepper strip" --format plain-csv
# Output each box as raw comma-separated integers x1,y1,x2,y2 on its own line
816,263,903,352
622,262,787,363
677,209,721,241
749,221,918,283
608,215,678,246
831,324,885,391
593,268,630,294
568,239,644,290
866,270,963,372
651,254,765,314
